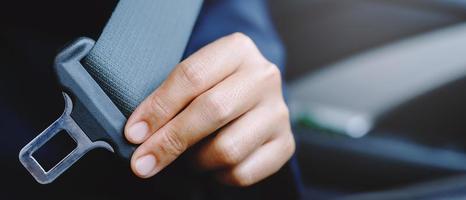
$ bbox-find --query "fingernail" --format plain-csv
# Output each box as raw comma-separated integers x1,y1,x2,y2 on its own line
135,154,156,177
127,121,149,143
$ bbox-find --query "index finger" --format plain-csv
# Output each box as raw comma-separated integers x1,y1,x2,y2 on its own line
124,33,260,144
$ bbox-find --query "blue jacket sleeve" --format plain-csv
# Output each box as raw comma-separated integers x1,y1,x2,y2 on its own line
184,0,286,73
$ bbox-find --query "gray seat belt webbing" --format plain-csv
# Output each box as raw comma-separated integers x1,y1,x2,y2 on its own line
84,0,203,116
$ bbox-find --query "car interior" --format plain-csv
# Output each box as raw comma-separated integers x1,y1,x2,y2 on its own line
269,0,466,198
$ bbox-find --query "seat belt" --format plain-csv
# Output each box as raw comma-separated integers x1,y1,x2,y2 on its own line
19,0,203,184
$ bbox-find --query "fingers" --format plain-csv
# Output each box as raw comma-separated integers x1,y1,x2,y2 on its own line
195,101,289,170
195,100,293,187
123,32,295,186
217,132,295,187
130,68,265,178
125,33,262,144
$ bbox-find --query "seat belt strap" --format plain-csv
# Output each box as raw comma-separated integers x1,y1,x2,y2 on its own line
84,0,202,116
19,0,203,184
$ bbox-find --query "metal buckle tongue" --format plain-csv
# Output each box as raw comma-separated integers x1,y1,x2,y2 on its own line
19,93,113,184
18,37,135,184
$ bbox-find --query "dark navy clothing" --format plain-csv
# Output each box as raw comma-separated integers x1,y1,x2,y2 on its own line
186,0,285,69
0,0,300,199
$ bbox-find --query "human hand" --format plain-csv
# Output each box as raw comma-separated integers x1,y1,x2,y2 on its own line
124,33,295,186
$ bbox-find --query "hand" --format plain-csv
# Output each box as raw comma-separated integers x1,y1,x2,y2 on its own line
124,33,295,186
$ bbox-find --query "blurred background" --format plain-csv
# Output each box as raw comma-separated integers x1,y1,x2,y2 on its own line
269,0,466,198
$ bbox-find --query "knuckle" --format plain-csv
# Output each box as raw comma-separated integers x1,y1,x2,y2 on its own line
278,127,296,160
277,102,290,121
201,93,232,124
262,63,282,85
159,127,187,157
229,169,255,187
148,93,171,120
215,138,242,165
229,32,254,50
285,133,296,157
178,61,205,90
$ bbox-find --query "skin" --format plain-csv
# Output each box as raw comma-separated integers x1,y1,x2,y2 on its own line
124,32,295,187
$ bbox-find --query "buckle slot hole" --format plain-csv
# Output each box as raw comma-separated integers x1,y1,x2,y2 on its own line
32,130,77,172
